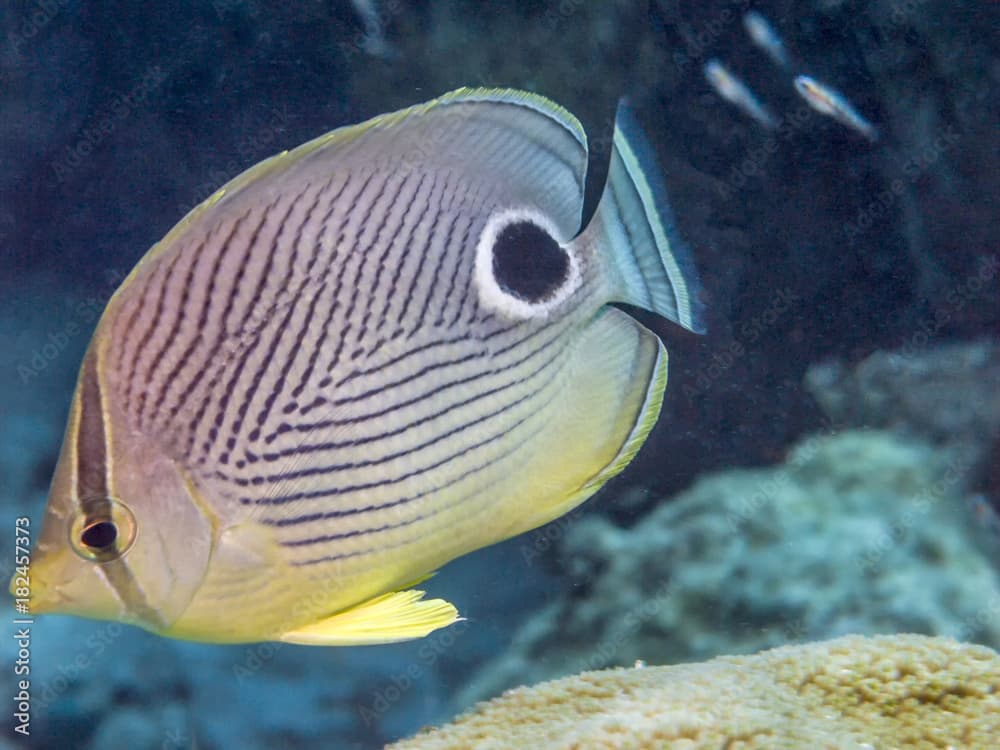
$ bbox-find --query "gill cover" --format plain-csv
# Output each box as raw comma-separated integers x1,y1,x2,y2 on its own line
22,343,215,633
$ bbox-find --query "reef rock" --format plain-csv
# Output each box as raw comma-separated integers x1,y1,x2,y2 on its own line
805,340,1000,448
391,634,1000,750
805,339,1000,479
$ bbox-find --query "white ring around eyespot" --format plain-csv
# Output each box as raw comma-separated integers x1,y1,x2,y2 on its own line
473,207,581,321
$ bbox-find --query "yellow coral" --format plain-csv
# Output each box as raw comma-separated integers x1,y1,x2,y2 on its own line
390,635,1000,750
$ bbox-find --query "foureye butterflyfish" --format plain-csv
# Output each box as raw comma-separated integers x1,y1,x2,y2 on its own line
15,88,703,646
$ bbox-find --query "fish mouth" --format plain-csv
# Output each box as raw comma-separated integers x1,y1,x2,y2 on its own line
8,547,127,622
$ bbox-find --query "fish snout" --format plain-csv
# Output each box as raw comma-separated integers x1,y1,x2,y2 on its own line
10,547,121,621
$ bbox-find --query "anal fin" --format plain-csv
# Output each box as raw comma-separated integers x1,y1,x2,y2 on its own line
280,588,460,646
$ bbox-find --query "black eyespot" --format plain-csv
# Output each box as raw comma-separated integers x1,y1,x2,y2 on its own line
491,221,570,303
81,521,118,549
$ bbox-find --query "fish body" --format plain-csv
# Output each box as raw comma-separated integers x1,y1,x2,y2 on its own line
17,88,702,645
794,75,879,141
704,59,778,130
743,11,790,69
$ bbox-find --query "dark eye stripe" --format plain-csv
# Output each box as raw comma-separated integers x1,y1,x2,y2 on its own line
72,349,164,626
75,349,110,525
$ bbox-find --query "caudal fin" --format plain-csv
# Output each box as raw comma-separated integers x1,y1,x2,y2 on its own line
585,102,705,334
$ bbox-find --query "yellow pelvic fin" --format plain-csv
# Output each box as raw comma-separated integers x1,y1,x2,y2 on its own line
279,588,461,646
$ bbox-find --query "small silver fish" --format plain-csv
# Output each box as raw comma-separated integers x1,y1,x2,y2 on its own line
17,88,704,646
743,11,790,69
350,0,397,59
704,59,778,130
794,75,879,142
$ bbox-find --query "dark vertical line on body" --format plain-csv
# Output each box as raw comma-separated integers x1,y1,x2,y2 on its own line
443,219,476,327
379,173,439,331
113,271,157,395
247,184,332,444
319,172,393,382
352,172,415,348
179,209,261,460
182,206,270,460
397,174,451,328
137,232,216,425
123,252,182,418
219,186,312,463
292,170,382,399
162,209,252,430
416,212,465,334
154,231,230,427
76,349,109,516
194,197,283,457
78,349,167,625
284,172,359,402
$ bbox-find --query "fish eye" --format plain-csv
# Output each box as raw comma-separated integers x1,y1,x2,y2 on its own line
81,521,117,548
474,208,580,320
69,497,137,562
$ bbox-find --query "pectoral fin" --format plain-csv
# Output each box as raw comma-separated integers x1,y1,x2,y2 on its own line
279,588,461,646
